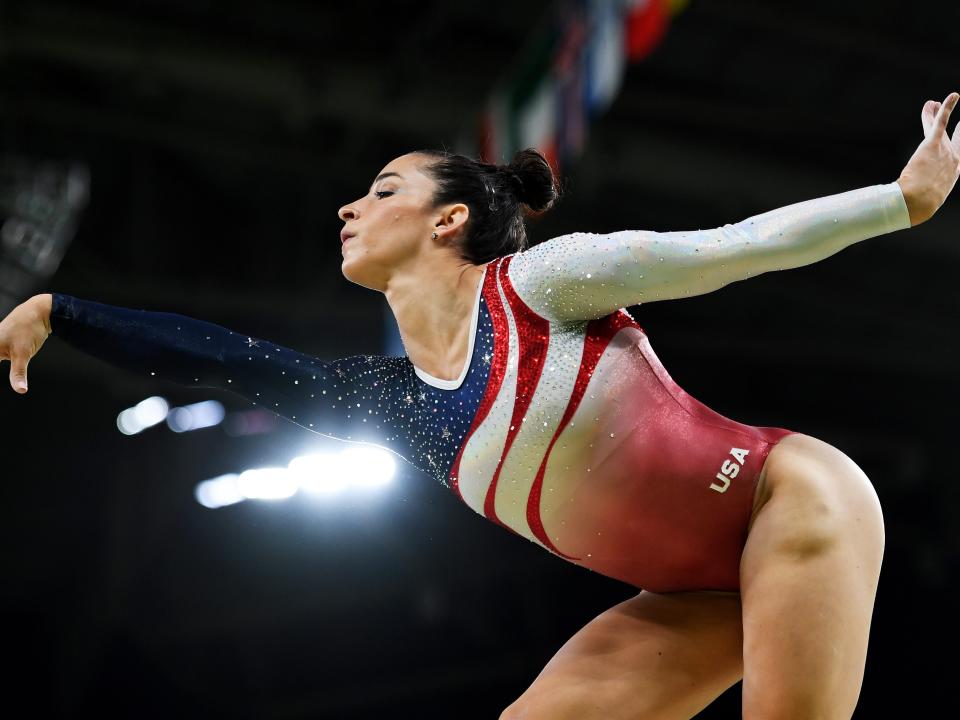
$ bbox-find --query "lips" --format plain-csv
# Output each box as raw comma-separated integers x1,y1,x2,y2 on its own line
340,231,355,245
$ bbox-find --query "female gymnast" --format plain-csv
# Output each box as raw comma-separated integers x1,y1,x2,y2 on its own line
3,92,958,719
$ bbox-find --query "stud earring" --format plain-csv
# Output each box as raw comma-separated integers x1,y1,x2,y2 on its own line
431,231,438,240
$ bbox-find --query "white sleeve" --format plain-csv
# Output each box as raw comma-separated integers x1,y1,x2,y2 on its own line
506,182,911,323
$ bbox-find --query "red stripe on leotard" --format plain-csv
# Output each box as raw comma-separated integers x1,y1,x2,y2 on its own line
447,259,511,501
482,257,551,530
528,304,641,560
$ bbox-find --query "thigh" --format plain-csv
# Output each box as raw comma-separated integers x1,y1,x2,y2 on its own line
740,433,885,719
500,590,744,720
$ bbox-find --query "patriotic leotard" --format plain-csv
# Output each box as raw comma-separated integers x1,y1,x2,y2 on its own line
49,183,910,592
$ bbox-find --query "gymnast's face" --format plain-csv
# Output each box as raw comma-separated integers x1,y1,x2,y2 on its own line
337,153,468,292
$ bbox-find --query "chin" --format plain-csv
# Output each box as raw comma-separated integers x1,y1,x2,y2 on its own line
340,256,383,292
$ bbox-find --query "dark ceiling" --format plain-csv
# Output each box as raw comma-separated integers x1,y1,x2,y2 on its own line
1,1,959,717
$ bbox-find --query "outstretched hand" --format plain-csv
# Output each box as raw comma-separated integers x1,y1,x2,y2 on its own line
0,294,52,394
897,91,960,226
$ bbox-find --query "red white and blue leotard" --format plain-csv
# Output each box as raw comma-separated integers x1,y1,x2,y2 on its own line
49,182,910,592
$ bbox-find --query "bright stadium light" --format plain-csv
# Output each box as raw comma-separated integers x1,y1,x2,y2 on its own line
166,400,226,433
288,452,349,494
194,446,398,509
341,446,396,487
236,467,298,501
288,446,395,494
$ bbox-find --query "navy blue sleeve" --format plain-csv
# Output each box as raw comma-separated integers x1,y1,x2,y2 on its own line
49,293,419,456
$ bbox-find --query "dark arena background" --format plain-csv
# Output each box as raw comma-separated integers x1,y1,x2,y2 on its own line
1,1,958,717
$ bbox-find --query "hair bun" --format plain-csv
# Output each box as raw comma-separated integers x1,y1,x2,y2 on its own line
502,167,525,196
505,148,559,212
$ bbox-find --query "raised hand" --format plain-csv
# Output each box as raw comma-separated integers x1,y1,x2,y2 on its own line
897,92,960,225
0,294,53,394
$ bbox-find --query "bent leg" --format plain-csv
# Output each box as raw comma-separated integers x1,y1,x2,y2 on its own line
740,433,885,719
500,590,743,720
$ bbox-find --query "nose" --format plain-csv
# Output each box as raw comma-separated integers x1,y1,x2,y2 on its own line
338,203,358,222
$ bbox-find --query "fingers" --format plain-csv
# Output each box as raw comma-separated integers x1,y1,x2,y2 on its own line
934,92,959,135
922,100,937,138
9,351,29,394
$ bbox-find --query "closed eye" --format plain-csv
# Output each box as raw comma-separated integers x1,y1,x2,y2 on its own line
374,191,394,199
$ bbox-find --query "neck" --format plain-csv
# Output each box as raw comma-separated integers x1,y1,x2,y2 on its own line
384,253,486,381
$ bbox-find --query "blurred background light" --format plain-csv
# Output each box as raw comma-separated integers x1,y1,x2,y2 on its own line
236,467,299,501
196,446,396,508
338,446,396,488
288,452,347,494
194,473,243,509
166,399,225,433
116,395,170,435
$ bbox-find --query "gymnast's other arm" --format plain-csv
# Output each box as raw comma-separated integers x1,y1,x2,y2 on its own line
0,293,403,448
506,92,960,323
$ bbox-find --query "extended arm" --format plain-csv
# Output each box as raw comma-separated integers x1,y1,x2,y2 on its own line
48,293,412,447
507,182,910,323
508,92,960,324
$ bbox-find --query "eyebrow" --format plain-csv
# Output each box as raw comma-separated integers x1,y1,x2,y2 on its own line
370,172,403,190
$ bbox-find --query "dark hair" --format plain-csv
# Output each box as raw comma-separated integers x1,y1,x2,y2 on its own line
412,148,561,264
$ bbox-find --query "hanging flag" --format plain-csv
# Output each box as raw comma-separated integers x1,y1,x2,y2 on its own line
554,1,589,167
624,0,669,61
584,0,626,115
476,0,687,171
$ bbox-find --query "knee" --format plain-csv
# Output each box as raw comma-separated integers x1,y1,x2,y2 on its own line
744,686,854,720
500,693,554,720
499,696,558,720
498,693,591,720
499,701,521,720
499,690,683,720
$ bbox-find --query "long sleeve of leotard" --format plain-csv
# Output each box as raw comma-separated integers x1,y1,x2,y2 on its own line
48,294,416,451
506,181,911,323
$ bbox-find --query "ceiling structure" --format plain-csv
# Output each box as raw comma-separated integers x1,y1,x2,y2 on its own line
1,1,958,717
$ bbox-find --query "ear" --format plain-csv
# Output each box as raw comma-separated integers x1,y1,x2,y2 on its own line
434,203,469,240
